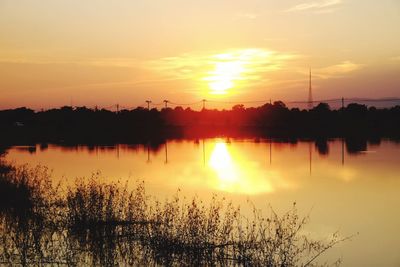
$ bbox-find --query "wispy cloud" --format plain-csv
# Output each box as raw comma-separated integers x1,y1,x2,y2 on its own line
0,57,139,68
391,56,400,61
286,0,342,13
316,60,363,78
146,49,299,87
263,37,288,42
236,13,259,20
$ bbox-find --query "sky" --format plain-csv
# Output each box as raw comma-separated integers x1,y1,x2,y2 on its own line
0,0,399,110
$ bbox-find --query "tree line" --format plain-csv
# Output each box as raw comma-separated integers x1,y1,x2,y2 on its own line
1,101,400,144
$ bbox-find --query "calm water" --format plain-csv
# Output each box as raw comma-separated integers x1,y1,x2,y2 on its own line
5,138,400,267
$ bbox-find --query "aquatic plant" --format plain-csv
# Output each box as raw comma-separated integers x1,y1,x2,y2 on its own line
0,163,352,266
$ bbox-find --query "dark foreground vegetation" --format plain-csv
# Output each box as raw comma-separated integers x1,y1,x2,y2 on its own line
1,101,400,144
0,159,351,266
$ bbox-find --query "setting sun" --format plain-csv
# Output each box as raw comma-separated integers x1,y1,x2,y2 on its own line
205,60,244,94
1,1,400,265
202,49,273,95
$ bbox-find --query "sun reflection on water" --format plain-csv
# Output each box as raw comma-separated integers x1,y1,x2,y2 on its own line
208,141,280,194
209,142,238,182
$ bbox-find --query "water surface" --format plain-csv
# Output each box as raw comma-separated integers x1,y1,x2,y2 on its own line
5,138,400,266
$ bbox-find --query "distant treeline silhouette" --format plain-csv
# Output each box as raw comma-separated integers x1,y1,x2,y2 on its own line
1,101,400,144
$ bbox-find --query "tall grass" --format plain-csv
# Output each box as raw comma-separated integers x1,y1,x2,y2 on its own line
0,163,351,266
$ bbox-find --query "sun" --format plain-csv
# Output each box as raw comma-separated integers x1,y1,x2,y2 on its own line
151,48,272,97
204,57,245,94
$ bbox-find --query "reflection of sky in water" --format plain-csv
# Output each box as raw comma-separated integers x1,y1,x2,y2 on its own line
4,139,400,267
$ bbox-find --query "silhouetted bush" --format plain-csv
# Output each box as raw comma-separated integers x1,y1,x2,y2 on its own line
0,162,352,266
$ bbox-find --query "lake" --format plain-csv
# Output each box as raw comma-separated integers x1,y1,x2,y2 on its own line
4,138,400,266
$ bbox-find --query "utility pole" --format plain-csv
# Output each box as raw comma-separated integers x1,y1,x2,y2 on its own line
202,99,206,110
341,97,344,110
146,100,151,110
163,100,169,109
116,104,119,113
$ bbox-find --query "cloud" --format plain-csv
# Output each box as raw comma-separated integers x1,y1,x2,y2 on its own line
146,48,299,88
236,13,258,20
313,8,336,14
0,57,139,68
263,37,288,42
286,0,342,13
316,60,363,78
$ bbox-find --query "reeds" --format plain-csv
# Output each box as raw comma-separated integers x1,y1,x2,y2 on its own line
0,163,351,266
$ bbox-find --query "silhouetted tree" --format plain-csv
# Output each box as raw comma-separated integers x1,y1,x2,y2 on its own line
1,102,400,144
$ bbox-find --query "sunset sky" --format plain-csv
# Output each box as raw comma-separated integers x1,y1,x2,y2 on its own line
0,0,399,109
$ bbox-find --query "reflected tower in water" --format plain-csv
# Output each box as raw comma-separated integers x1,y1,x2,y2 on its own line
342,138,345,166
147,143,151,163
269,140,272,165
309,142,312,175
203,139,206,166
165,141,168,164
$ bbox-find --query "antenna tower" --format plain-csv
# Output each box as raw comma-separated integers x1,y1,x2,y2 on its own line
308,68,313,110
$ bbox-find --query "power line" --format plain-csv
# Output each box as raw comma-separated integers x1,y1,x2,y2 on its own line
14,97,400,113
345,98,400,102
151,102,164,106
168,100,203,106
287,98,342,104
206,99,269,104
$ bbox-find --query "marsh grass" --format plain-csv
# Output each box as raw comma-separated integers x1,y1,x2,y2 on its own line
0,163,352,266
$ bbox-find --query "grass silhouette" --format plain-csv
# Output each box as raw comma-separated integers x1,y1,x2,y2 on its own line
0,163,352,266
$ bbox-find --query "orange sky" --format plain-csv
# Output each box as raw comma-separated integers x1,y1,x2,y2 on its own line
0,0,399,109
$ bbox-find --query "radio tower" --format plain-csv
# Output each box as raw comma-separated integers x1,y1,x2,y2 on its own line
308,68,313,110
